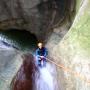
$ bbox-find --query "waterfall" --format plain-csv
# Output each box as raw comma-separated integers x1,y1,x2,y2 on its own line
35,63,58,90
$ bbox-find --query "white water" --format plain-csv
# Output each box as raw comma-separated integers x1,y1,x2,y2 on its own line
35,63,58,90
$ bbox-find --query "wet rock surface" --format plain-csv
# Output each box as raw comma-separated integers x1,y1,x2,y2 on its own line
0,49,22,90
0,0,75,41
47,0,90,90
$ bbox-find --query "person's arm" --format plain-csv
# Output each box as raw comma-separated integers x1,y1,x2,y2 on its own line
36,49,40,58
44,48,48,57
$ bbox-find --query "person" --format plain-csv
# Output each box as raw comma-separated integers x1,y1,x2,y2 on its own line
35,42,48,67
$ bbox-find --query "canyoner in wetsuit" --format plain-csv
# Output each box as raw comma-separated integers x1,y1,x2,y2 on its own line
35,42,48,67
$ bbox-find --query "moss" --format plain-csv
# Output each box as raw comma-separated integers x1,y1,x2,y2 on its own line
64,0,90,54
76,0,83,13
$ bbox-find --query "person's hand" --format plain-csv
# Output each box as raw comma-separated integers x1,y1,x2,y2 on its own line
40,56,44,58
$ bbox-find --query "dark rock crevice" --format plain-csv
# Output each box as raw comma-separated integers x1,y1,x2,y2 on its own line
0,29,38,51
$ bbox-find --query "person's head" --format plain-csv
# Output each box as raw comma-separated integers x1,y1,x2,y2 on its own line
38,42,43,49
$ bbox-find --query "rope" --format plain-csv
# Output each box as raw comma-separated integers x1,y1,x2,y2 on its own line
45,57,90,84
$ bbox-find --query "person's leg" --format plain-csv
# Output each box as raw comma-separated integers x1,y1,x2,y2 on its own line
38,60,41,65
38,57,42,67
36,56,41,66
43,58,46,67
35,56,38,66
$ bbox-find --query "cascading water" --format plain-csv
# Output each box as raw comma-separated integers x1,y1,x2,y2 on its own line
10,52,59,90
35,62,58,90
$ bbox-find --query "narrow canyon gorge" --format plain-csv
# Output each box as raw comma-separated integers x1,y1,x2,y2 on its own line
0,0,90,90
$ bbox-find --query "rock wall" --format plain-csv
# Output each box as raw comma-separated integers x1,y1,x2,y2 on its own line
0,48,22,90
47,0,90,90
0,0,75,41
0,0,87,90
0,0,73,89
